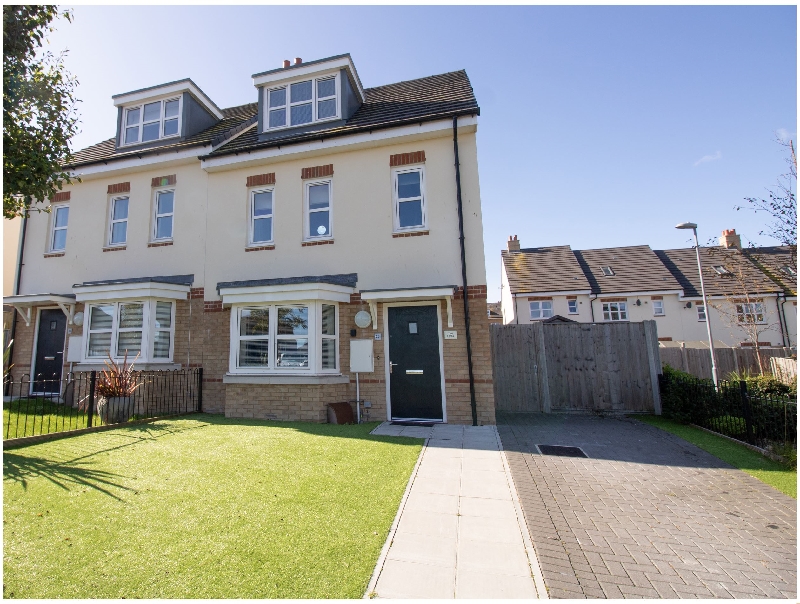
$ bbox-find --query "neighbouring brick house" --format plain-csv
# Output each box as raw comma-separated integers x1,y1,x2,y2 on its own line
6,54,494,425
500,230,796,349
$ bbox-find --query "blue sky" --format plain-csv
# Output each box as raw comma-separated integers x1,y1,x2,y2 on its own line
46,5,796,299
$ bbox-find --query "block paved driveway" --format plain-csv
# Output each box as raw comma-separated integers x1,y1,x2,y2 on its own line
497,413,797,599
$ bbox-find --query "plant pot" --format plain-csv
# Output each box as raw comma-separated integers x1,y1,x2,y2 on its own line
97,396,134,424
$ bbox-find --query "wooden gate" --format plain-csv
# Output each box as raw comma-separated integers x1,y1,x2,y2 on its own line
490,321,661,414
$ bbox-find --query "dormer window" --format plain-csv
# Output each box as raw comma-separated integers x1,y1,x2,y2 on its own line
265,74,339,131
123,97,181,145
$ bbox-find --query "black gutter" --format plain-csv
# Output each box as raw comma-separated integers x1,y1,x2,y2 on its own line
452,115,478,427
5,213,28,390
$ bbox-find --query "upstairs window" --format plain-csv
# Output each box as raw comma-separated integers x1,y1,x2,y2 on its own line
652,298,665,316
108,196,129,246
50,205,69,252
249,189,274,245
736,301,765,324
265,75,338,130
567,299,578,314
153,189,175,241
305,181,331,239
123,98,181,145
602,301,627,321
530,300,553,320
697,303,706,322
393,167,426,231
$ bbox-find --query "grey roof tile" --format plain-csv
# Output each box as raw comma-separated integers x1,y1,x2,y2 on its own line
502,246,591,294
744,246,797,296
74,274,194,288
575,245,682,295
217,273,358,291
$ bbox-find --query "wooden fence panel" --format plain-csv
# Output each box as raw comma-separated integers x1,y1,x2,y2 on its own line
660,346,792,380
770,357,797,384
491,321,658,413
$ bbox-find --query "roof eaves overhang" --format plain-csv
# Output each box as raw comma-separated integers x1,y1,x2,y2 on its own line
4,293,77,326
512,289,592,297
359,286,458,329
67,145,210,179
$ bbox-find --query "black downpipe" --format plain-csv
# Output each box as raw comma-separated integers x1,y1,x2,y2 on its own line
452,116,478,426
5,213,28,393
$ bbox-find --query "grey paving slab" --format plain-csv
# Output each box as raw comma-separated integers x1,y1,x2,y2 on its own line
368,423,544,599
498,412,797,599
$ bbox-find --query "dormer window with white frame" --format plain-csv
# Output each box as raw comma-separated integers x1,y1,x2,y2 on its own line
123,97,181,146
265,74,339,131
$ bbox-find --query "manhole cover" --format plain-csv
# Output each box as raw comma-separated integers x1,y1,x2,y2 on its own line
537,444,588,458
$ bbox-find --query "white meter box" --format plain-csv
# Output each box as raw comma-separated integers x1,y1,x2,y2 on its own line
350,339,374,373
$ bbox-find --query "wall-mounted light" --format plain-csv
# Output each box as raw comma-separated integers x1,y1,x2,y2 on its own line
685,301,692,309
635,299,641,306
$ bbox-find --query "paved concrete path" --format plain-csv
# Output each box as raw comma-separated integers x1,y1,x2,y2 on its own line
498,413,797,599
366,422,546,599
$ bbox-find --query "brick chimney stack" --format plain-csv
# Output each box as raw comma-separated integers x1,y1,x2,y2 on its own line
507,235,520,252
719,229,742,249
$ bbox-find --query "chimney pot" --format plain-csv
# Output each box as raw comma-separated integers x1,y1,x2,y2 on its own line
507,235,520,252
294,57,302,65
282,59,291,68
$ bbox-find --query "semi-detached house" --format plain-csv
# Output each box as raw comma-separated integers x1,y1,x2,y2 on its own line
7,54,495,425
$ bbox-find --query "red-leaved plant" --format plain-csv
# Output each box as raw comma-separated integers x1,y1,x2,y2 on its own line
95,351,142,398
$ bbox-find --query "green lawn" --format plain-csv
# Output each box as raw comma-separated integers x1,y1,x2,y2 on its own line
3,415,422,598
3,398,97,440
634,415,796,499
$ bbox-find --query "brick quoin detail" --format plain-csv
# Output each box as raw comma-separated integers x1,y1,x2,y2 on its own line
349,293,362,304
52,191,71,202
301,164,333,179
246,173,276,187
204,301,223,312
189,288,204,299
245,245,275,252
301,240,334,247
151,174,177,188
148,241,173,248
102,246,126,252
107,182,131,195
389,151,426,166
392,231,429,238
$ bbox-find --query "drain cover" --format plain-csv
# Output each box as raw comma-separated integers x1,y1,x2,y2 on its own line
391,421,435,427
537,445,588,458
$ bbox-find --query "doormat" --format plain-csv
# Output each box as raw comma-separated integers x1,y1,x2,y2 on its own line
391,421,435,427
536,444,588,458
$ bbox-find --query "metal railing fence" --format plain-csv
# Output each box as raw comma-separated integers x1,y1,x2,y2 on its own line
3,368,202,440
659,371,796,449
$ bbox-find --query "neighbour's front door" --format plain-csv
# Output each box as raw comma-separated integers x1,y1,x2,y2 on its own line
387,305,444,421
32,309,67,393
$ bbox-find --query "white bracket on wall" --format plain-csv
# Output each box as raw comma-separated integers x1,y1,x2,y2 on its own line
446,295,453,328
369,301,378,329
14,306,31,327
56,302,76,325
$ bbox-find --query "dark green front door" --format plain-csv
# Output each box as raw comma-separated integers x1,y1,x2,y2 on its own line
33,308,67,393
388,305,443,421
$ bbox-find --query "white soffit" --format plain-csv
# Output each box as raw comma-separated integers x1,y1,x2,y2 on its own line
360,286,457,329
219,282,355,305
74,282,190,302
113,79,224,120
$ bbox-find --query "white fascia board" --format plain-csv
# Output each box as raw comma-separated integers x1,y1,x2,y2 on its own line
219,282,354,305
201,117,478,173
70,147,208,181
253,56,364,101
113,80,223,119
360,287,456,302
515,290,592,297
4,293,75,306
597,290,685,298
74,282,190,302
679,292,780,301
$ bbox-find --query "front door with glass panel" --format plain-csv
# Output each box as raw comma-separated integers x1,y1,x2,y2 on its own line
32,309,67,393
387,305,443,421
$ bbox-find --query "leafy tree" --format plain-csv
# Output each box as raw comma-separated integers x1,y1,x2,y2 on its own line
3,6,79,218
736,137,797,248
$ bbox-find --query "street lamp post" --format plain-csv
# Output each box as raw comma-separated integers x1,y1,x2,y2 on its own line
676,222,719,387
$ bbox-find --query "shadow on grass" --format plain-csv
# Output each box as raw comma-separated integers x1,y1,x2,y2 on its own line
3,420,212,498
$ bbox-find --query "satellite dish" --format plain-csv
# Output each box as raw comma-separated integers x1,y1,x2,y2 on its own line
354,310,372,328
317,225,327,235
72,311,84,326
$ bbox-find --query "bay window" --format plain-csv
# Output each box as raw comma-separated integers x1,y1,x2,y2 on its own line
85,300,175,362
230,301,338,373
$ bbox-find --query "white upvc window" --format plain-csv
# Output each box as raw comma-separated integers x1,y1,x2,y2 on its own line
153,189,175,241
567,299,578,314
230,301,339,374
50,204,69,252
393,167,426,231
265,74,339,131
652,299,665,316
122,97,181,145
697,303,706,322
249,188,274,245
736,300,766,324
602,301,628,321
530,301,553,320
85,300,175,362
304,179,332,240
108,196,129,246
